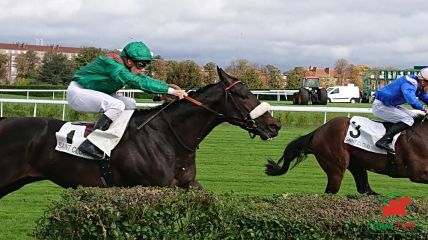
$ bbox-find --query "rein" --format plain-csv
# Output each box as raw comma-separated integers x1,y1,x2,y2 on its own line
407,114,427,142
161,110,196,152
137,80,262,151
183,96,225,118
136,98,177,130
184,81,258,131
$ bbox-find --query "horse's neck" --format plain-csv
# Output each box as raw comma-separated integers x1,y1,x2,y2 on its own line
165,99,222,148
130,86,225,151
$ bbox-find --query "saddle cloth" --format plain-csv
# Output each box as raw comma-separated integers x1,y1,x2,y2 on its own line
344,116,401,154
55,110,134,159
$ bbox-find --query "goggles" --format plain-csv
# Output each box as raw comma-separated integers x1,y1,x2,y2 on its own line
134,60,151,69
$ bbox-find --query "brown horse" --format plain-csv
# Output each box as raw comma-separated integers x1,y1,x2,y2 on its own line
265,116,428,194
0,67,281,199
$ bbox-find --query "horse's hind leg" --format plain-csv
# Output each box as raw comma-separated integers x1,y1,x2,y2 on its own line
315,155,346,194
348,163,378,195
0,177,42,199
314,151,348,194
324,173,344,194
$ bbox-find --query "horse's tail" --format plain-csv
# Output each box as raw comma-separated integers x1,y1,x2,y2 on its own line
265,130,316,176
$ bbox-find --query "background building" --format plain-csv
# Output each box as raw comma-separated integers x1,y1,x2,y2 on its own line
0,42,83,82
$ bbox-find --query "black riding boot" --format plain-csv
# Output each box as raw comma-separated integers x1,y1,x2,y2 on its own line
78,114,113,159
375,122,409,153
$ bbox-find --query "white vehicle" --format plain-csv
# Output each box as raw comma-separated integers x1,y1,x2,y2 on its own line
326,84,361,103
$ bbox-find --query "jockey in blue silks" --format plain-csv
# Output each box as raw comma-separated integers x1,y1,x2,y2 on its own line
372,67,428,152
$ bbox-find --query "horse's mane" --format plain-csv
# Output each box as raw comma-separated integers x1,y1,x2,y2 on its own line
413,114,426,124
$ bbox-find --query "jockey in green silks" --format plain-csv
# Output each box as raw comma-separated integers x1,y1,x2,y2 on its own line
67,41,187,158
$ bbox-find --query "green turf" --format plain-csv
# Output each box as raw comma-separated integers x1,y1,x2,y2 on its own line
0,125,427,239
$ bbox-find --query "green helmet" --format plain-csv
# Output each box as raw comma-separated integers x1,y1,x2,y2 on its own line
120,41,153,61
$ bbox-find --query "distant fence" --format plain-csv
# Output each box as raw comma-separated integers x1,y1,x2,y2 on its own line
0,89,142,100
0,89,299,101
0,98,373,122
251,90,298,101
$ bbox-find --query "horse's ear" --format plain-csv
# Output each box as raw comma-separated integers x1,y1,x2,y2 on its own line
217,66,236,85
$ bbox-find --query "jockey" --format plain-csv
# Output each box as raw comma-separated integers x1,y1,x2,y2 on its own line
67,41,188,158
372,67,428,152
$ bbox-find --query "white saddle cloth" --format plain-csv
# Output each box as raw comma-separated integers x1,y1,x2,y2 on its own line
344,116,400,154
55,110,134,159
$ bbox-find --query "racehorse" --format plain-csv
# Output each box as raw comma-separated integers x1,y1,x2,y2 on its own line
265,116,428,194
0,67,280,199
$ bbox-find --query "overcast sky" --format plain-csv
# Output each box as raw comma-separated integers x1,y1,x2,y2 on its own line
1,0,427,71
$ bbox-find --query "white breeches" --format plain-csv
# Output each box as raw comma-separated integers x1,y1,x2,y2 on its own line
372,99,417,126
67,81,136,121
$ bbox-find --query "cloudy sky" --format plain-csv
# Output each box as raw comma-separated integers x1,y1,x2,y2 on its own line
1,0,427,71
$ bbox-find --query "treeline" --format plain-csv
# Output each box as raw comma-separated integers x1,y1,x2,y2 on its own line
0,47,388,89
0,48,285,89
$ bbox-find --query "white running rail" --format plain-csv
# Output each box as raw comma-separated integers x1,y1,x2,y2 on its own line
0,98,373,122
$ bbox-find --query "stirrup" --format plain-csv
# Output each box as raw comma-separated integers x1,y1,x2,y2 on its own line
78,140,106,159
375,141,394,153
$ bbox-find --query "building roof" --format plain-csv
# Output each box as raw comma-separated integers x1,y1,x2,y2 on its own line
0,43,83,54
308,66,335,78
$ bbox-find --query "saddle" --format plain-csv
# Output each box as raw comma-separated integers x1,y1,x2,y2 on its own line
55,110,134,159
345,116,403,177
344,116,401,154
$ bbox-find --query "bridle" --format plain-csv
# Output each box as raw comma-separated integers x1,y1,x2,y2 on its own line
183,80,260,132
137,80,269,151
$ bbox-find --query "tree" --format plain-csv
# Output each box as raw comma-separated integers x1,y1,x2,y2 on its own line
265,64,284,89
334,58,350,85
285,67,308,89
203,62,218,84
226,59,265,89
38,51,76,85
0,53,9,82
348,64,369,88
15,50,40,81
73,47,105,69
148,57,170,81
166,60,204,88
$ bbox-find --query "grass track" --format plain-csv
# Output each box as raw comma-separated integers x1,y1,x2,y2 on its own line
0,125,427,239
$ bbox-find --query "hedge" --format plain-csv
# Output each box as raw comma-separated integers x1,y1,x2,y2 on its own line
33,187,428,239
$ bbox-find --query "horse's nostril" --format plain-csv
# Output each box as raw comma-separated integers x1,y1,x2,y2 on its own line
274,120,282,130
270,123,281,131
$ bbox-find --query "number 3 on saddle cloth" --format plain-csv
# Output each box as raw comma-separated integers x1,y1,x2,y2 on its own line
344,116,401,154
55,110,134,160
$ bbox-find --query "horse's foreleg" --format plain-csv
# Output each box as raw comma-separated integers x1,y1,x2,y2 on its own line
188,180,203,189
409,166,428,184
172,162,201,189
0,177,42,199
348,163,378,195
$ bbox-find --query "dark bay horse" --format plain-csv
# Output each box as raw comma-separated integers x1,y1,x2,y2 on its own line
265,116,428,194
0,67,280,199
